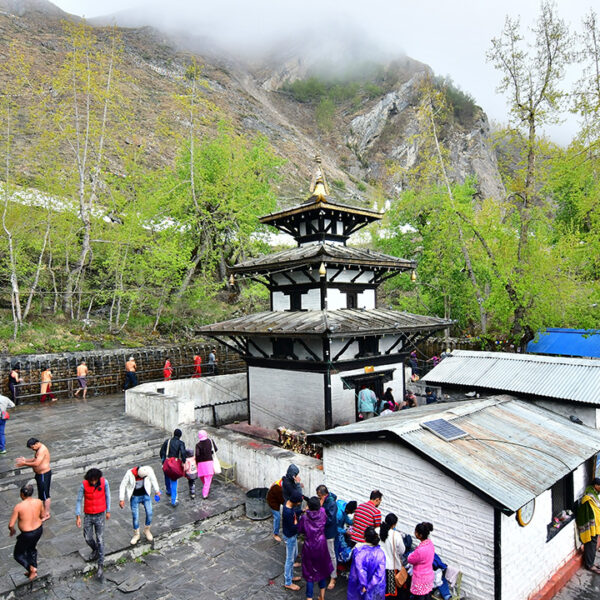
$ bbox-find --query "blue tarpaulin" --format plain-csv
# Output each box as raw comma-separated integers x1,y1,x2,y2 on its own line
527,328,600,358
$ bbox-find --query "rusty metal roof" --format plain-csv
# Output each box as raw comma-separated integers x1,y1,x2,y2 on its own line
196,308,451,338
309,396,600,512
231,243,415,274
422,350,600,405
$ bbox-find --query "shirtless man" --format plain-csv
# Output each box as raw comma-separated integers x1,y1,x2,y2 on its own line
123,356,138,391
74,360,89,399
16,438,52,521
40,367,56,402
8,483,45,581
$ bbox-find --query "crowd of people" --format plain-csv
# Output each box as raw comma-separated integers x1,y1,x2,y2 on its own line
4,349,219,405
357,385,438,420
6,426,220,582
267,464,460,600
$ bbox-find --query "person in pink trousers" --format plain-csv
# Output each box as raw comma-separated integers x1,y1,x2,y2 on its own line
194,430,216,499
407,521,435,599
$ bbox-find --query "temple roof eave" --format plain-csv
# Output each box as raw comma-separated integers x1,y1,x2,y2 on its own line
196,309,453,339
230,243,416,275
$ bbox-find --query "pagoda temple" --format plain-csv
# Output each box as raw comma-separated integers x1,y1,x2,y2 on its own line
198,160,452,433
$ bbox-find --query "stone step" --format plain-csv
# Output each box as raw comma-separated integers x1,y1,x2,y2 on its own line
0,435,167,491
0,479,246,599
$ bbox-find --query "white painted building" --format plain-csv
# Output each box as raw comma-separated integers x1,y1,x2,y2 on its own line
309,396,600,600
198,162,450,432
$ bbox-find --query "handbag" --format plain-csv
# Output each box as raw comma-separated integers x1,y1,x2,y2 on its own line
393,531,408,588
211,440,222,474
1,411,9,420
162,439,184,480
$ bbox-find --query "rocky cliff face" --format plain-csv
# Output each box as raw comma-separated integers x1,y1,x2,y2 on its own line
0,1,505,206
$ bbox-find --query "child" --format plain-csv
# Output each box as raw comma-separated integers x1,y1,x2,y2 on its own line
184,449,197,499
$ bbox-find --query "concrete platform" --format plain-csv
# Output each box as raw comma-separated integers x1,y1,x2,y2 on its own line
0,394,245,598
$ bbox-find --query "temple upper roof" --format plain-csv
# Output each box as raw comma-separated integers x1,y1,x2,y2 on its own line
259,157,382,244
230,242,415,275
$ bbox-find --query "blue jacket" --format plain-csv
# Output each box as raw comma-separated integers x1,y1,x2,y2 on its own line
322,492,338,539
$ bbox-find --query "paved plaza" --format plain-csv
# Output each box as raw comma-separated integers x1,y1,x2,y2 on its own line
0,393,596,599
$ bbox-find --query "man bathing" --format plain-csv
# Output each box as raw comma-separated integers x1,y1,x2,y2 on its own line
8,484,44,581
16,438,52,521
74,360,89,399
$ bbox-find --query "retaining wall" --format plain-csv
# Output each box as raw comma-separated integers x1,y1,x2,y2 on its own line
126,374,248,429
124,375,324,495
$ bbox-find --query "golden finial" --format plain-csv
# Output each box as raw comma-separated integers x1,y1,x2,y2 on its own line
309,154,329,200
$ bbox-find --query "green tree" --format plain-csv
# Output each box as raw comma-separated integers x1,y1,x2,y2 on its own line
143,122,284,323
38,22,132,318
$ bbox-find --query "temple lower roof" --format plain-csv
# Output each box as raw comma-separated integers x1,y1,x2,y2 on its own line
196,308,451,338
231,243,415,274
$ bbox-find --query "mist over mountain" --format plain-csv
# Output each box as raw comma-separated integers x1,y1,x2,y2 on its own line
0,0,505,203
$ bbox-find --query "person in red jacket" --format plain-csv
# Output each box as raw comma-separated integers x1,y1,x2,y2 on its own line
75,468,111,579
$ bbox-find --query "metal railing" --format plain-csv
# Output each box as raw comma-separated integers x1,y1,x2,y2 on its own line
9,361,246,404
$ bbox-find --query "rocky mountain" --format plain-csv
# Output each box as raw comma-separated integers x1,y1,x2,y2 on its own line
0,0,505,206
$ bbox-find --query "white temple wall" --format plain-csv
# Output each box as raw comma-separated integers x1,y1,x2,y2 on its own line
357,289,375,309
248,338,272,357
272,291,288,311
303,288,322,310
295,338,323,361
327,288,346,310
272,271,314,285
331,270,374,284
330,372,358,425
249,366,326,431
330,339,359,361
379,335,403,354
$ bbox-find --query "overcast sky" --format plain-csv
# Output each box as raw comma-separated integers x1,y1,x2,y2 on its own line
53,0,595,145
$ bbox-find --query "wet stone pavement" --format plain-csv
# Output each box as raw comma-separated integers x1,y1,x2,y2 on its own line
554,567,600,600
22,518,350,600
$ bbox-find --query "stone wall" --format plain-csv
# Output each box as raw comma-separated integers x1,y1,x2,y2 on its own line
1,343,244,403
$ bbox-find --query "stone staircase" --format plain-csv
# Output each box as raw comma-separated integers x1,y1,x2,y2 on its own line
0,395,246,598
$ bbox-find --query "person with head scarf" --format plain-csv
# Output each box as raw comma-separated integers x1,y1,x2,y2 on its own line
281,464,303,502
347,526,386,600
195,430,217,499
118,465,160,546
577,477,600,573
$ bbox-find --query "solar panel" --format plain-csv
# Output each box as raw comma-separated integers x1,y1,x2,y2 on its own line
421,419,468,441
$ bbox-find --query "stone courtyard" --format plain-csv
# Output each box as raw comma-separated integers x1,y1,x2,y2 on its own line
0,393,596,599
0,394,348,599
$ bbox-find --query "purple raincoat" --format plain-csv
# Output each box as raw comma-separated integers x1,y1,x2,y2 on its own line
347,544,386,600
297,507,333,582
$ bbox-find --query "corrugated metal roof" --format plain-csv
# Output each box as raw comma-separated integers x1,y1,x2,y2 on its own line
309,396,600,512
527,328,600,358
231,243,414,274
422,350,600,405
196,308,451,338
